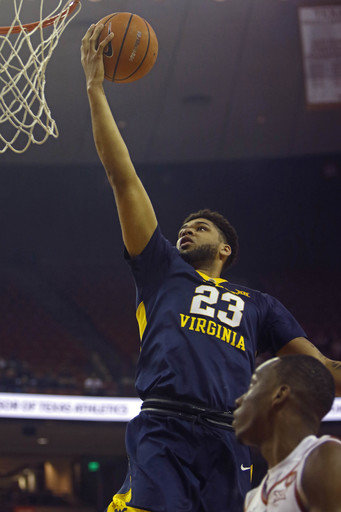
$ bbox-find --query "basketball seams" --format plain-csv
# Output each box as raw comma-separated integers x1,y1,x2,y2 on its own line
115,19,151,82
112,13,134,82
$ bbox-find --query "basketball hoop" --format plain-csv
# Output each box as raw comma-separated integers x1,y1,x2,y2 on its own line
0,0,81,153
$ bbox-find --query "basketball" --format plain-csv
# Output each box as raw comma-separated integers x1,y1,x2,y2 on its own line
96,12,158,83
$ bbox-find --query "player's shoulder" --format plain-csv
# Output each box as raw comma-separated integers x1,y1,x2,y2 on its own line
303,435,341,482
301,436,341,508
306,435,341,462
226,279,268,302
134,224,177,260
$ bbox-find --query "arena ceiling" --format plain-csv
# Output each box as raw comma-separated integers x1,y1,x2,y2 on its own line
1,0,341,166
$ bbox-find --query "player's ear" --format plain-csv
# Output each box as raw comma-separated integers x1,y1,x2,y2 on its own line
272,384,290,407
220,243,231,258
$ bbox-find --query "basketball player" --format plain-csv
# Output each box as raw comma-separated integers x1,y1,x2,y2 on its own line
233,355,341,511
80,24,341,512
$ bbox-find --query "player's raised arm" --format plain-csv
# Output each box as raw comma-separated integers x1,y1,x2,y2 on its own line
277,337,341,396
81,24,157,257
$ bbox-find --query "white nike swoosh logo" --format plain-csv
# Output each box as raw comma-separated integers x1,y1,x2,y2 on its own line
241,464,252,471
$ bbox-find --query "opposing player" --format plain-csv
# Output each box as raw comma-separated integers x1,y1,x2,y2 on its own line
233,355,341,511
81,24,341,512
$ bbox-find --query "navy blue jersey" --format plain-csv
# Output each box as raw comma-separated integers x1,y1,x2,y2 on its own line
127,226,306,410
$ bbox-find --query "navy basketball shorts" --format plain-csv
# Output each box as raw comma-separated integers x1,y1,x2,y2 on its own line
105,411,252,512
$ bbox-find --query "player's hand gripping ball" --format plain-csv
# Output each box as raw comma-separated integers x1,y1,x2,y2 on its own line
96,12,158,83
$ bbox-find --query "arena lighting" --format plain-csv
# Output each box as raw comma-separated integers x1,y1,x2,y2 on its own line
0,393,142,422
88,461,100,472
0,393,340,422
37,437,49,445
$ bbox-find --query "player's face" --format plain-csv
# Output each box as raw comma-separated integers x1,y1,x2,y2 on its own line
176,218,230,267
232,359,279,447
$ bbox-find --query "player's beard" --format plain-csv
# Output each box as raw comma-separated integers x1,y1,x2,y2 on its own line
180,243,219,268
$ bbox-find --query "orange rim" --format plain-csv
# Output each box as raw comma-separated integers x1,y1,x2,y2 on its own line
0,0,80,35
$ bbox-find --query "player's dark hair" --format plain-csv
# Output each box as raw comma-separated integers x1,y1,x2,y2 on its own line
275,355,335,421
182,209,239,269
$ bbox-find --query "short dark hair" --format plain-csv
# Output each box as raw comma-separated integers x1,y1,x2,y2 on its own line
275,355,335,421
181,209,239,269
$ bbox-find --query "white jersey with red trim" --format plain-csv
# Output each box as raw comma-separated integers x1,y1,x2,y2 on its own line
244,435,341,512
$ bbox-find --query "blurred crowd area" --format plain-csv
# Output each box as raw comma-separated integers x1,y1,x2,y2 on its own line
256,269,341,363
1,484,78,511
0,355,136,397
0,267,340,397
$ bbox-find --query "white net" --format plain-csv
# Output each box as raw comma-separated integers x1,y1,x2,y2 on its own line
0,0,81,153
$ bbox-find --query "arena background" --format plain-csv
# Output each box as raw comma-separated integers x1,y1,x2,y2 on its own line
0,0,340,510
